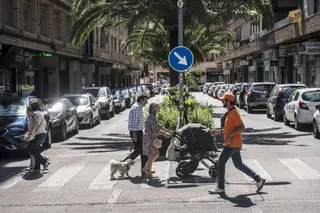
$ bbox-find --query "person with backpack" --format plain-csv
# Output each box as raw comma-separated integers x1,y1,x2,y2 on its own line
209,93,266,194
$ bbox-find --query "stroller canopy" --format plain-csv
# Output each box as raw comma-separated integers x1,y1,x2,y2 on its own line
177,124,218,152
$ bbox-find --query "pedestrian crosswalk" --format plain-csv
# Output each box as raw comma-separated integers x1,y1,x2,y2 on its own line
1,157,320,193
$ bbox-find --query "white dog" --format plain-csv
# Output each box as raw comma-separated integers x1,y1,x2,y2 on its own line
109,159,135,180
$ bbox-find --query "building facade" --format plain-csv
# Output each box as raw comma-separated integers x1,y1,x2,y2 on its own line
0,0,142,99
216,0,320,87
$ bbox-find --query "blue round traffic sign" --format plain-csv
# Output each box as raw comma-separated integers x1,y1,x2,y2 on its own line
168,46,194,72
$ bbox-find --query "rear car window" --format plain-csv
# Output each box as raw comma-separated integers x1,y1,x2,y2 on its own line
302,91,320,102
280,86,307,98
252,84,274,92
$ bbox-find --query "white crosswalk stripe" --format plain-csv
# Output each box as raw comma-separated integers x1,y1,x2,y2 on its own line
88,162,117,190
242,159,273,182
279,158,320,180
2,158,320,192
34,164,85,192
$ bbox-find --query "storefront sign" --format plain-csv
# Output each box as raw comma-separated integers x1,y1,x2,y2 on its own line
240,60,248,66
286,44,299,55
299,42,320,55
288,9,302,23
279,46,287,57
271,60,279,66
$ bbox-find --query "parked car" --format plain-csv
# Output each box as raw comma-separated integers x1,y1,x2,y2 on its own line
312,105,320,138
141,84,155,97
267,84,307,121
0,96,52,151
122,88,134,108
62,93,101,128
244,82,276,113
284,88,320,130
112,90,126,113
203,83,214,94
83,87,115,119
43,98,79,141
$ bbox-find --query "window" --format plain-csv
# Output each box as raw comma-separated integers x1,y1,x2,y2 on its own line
252,84,275,92
113,37,118,52
65,16,72,42
23,0,32,32
4,0,13,26
39,4,47,36
235,27,241,43
53,11,61,40
302,91,320,102
293,92,300,101
99,88,107,97
119,40,124,53
315,0,320,13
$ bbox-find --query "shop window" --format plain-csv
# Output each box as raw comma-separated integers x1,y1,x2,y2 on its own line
235,27,241,43
4,0,13,26
53,11,61,40
64,16,72,42
23,0,32,32
39,4,47,36
315,0,320,13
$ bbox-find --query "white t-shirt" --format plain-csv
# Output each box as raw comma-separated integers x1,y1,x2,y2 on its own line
28,111,47,135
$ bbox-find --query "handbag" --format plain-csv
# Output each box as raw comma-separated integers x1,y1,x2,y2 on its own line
152,137,162,148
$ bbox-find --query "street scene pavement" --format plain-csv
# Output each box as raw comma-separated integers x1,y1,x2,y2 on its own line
1,93,320,213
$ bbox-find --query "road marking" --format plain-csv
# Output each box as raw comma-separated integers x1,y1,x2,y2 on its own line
46,152,128,158
0,170,28,189
108,189,122,204
35,164,85,190
88,162,117,190
279,159,320,180
140,161,170,188
243,159,273,182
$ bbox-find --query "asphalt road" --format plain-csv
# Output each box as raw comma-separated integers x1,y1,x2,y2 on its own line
0,93,320,213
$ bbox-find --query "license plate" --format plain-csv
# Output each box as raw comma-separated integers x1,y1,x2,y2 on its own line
261,94,266,98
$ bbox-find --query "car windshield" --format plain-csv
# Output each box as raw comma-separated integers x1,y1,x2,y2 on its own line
83,89,99,97
302,91,320,102
113,91,120,98
66,97,88,106
122,89,129,96
0,101,27,116
280,86,307,98
253,84,274,92
46,102,63,112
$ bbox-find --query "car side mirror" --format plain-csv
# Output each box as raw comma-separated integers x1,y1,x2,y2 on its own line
316,105,320,111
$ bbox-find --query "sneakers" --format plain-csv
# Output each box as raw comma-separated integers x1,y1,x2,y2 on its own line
208,187,225,194
43,161,51,171
256,178,266,192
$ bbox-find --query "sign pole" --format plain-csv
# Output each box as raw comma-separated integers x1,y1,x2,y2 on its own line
178,0,184,127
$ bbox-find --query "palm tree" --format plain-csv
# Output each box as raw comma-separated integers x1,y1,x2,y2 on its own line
70,0,274,86
122,22,235,70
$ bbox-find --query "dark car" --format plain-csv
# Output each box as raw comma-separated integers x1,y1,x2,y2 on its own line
83,87,115,119
112,90,126,113
244,82,276,113
121,88,134,108
266,84,307,121
0,96,52,151
43,98,79,141
236,83,252,109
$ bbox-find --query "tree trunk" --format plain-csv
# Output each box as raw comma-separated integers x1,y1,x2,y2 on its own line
169,28,179,87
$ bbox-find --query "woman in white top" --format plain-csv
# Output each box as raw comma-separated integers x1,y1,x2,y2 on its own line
27,101,50,173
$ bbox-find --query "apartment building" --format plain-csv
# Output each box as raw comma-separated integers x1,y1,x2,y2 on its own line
217,0,320,87
0,0,142,99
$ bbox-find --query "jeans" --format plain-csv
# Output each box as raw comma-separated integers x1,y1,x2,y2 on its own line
217,146,261,189
123,131,148,170
28,133,48,170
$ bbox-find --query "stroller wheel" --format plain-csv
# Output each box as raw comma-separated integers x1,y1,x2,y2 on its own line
188,161,199,173
176,161,190,179
209,164,217,179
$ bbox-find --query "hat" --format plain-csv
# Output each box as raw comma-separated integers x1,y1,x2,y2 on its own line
220,93,235,102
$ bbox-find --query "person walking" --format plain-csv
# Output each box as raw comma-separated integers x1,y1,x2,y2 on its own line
209,93,266,194
142,103,173,178
27,101,50,174
122,95,149,175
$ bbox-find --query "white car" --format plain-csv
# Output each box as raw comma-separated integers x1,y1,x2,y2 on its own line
62,93,101,128
284,88,320,130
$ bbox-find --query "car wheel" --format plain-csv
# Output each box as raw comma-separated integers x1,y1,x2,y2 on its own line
60,122,67,141
284,114,290,126
294,115,301,130
43,128,52,149
110,105,115,117
266,108,271,118
313,121,320,139
73,118,79,134
89,114,94,128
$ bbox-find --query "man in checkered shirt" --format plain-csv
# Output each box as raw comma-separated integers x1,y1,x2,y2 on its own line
122,95,148,174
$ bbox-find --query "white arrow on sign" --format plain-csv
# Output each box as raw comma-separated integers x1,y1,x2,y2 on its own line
173,52,188,65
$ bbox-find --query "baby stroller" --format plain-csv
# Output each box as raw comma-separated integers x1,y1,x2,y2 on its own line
166,123,220,179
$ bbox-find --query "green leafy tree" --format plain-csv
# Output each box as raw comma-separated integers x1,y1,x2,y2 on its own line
70,0,274,86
